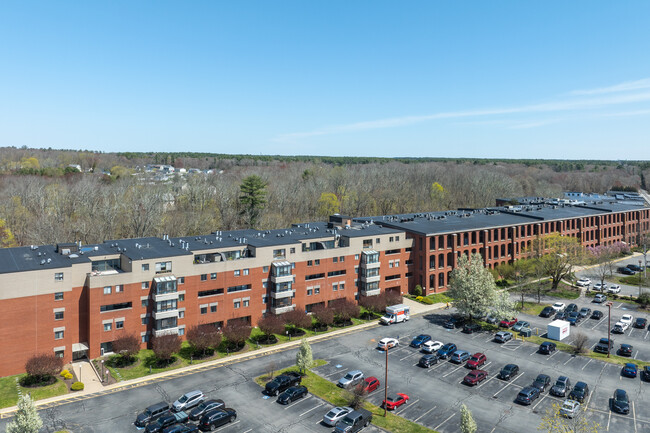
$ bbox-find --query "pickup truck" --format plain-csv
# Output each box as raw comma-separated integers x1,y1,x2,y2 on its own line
264,372,302,396
334,408,373,433
594,338,614,354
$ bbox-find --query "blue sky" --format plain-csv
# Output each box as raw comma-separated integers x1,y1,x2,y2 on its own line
1,1,649,159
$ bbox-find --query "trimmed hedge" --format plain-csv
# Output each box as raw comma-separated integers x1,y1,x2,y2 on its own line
70,381,84,391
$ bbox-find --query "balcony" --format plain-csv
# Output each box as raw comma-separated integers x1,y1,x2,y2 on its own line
361,261,380,270
270,304,296,315
270,274,294,284
360,274,380,283
154,327,179,337
361,288,381,297
152,309,178,320
271,289,294,299
153,292,179,303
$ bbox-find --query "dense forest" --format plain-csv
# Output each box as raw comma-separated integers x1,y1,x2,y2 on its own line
0,146,647,247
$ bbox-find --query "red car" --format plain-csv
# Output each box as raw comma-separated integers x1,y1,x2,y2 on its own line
382,393,409,410
359,376,380,393
466,353,487,369
499,317,517,328
463,370,488,386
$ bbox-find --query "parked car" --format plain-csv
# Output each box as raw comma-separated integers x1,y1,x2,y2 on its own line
172,390,204,412
569,382,589,403
485,313,499,324
377,338,399,351
334,408,372,433
359,377,380,393
566,312,581,326
466,353,487,369
265,372,302,396
552,302,566,311
565,304,578,313
550,376,571,397
578,307,591,318
277,386,309,404
419,354,440,368
512,321,530,332
409,334,432,348
540,306,555,318
499,317,517,328
515,387,540,405
162,424,198,433
382,393,409,410
642,366,650,382
591,310,604,319
627,264,644,272
612,322,628,333
499,364,519,380
421,340,443,353
576,278,591,287
443,316,465,329
450,350,470,364
135,402,170,428
437,343,457,359
618,267,635,275
531,374,551,393
197,408,237,431
620,314,634,326
338,370,364,389
539,342,556,355
622,363,638,378
618,344,633,357
463,370,488,386
494,331,513,343
634,318,648,329
555,311,568,320
593,294,607,303
188,399,225,421
560,399,580,418
607,284,621,294
462,323,482,334
323,406,354,427
612,389,630,415
593,283,608,292
594,338,614,354
145,411,189,433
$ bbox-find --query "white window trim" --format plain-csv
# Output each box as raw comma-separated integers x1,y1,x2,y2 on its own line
53,307,65,313
53,326,66,332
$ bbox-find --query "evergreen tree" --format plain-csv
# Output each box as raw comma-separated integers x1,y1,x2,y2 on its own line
296,338,313,374
460,404,477,433
6,393,43,433
239,175,267,228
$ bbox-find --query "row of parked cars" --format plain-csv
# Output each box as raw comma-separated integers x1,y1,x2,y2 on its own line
134,390,237,432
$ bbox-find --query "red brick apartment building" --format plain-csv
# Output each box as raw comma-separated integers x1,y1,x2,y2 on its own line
0,202,647,375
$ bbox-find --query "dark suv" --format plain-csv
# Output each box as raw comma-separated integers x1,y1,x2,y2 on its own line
515,387,540,405
550,376,571,397
569,382,589,403
189,399,225,421
198,408,237,431
594,338,614,354
135,402,170,428
499,364,519,380
531,374,551,393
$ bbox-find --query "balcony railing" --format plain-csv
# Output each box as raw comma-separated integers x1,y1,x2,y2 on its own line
271,289,294,299
270,304,296,315
360,288,381,297
153,327,179,337
153,292,179,303
360,274,381,283
152,310,178,320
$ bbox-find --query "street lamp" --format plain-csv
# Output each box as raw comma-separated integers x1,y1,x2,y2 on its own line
639,259,644,298
383,347,388,418
606,301,613,358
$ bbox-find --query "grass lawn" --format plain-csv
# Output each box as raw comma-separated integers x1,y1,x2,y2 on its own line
255,361,437,433
515,301,550,316
617,275,648,287
0,375,68,409
406,293,453,305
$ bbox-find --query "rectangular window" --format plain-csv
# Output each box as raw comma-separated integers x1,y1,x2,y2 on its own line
390,236,394,242
315,259,320,265
178,328,185,336
142,334,148,343
262,295,268,304
340,256,344,262
340,283,345,290
177,277,184,284
355,254,359,260
376,238,381,244
243,299,250,307
307,260,313,266
234,270,241,277
210,273,217,280
141,299,148,308
104,323,112,331
210,304,217,313
273,248,286,259
200,306,207,314
54,330,64,340
327,270,346,277
290,248,295,254
115,321,124,329
396,236,400,241
314,287,320,294
54,349,64,358
54,292,64,301
389,261,394,268
201,274,207,281
234,300,241,309
155,261,172,273
55,272,64,281
101,302,133,312
54,311,64,320
305,273,325,281
179,310,185,318
198,288,224,297
104,286,112,295
263,266,269,273
262,281,267,289
307,288,313,296
333,284,338,291
227,284,251,293
355,267,359,274
141,317,148,325
179,293,185,301
115,285,123,293
142,264,149,271
333,257,338,263
142,282,149,289
243,269,249,276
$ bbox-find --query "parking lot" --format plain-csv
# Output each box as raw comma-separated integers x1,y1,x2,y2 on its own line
576,256,648,299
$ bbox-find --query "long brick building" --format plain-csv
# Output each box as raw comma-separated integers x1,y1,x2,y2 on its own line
0,200,648,375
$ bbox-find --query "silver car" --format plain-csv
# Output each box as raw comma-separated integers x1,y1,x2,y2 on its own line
559,399,580,418
322,406,353,426
172,390,204,412
337,370,364,389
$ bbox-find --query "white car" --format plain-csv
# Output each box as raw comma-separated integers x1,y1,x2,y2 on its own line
377,337,399,351
593,283,608,292
620,314,634,326
421,340,443,354
607,285,621,294
576,278,591,287
614,321,629,332
560,399,580,418
552,302,566,311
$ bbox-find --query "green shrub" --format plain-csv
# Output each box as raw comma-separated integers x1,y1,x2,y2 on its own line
413,285,423,297
70,381,84,391
637,293,650,307
419,297,434,305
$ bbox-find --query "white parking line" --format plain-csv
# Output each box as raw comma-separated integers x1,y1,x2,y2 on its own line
476,375,496,388
563,356,575,365
400,351,420,361
493,374,524,397
632,401,637,432
585,385,595,408
434,413,455,431
299,402,324,417
616,303,623,308
600,363,608,376
634,350,639,359
592,316,607,330
242,429,253,433
324,370,342,378
414,405,437,423
581,359,593,370
215,420,240,431
529,347,539,356
532,394,548,411
547,350,560,359
442,363,467,378
645,330,649,340
396,398,419,415
607,408,612,430
284,395,311,410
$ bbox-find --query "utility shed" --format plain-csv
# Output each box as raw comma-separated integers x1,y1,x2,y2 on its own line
547,320,570,341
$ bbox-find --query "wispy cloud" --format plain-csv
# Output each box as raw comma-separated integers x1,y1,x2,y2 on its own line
274,79,650,142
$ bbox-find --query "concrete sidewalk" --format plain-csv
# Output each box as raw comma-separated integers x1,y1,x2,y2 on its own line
0,300,443,417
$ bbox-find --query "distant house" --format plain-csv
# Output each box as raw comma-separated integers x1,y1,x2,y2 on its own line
67,164,82,172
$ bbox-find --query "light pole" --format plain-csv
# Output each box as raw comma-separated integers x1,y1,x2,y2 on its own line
606,301,613,358
639,259,644,297
383,347,388,418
